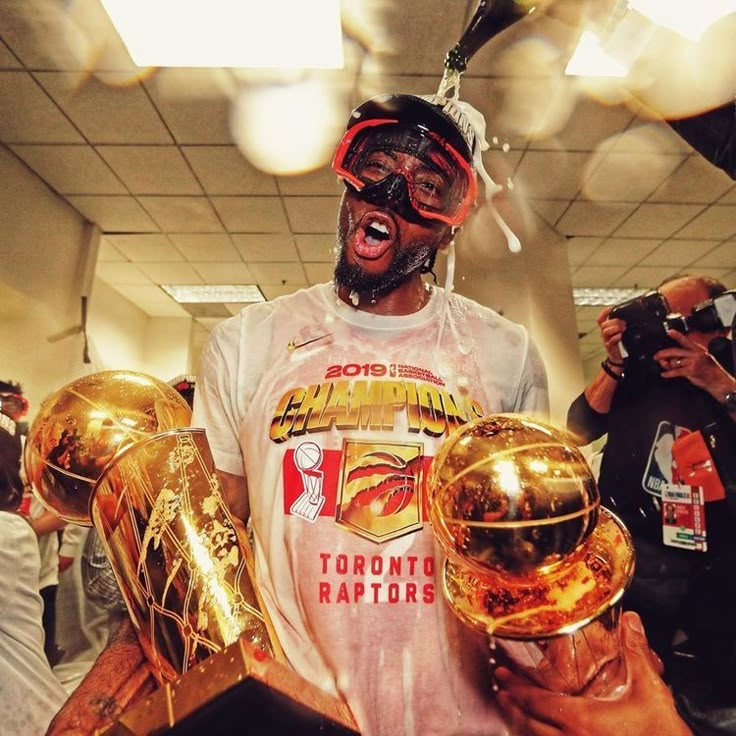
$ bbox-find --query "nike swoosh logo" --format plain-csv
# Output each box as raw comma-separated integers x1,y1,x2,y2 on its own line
287,334,332,352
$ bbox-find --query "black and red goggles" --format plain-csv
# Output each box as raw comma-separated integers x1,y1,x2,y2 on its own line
332,118,477,227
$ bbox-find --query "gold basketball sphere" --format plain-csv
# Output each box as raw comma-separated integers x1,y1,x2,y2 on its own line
428,413,599,578
24,370,192,525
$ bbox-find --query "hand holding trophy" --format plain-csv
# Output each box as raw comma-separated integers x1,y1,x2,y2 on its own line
25,370,356,734
428,413,635,697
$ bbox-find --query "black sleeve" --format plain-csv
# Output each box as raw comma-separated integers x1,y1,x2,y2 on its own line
566,392,609,445
668,101,736,180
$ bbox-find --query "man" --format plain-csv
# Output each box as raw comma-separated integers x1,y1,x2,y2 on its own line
567,274,736,733
192,92,549,736
46,92,548,736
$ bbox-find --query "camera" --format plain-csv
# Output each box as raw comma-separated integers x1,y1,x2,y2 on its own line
688,289,736,333
610,289,736,371
609,290,680,369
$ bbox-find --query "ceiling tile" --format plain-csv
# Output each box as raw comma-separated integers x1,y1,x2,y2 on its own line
571,265,630,287
138,196,223,232
66,195,159,231
183,146,278,195
169,233,239,261
247,262,307,285
717,269,736,289
9,143,126,194
96,146,202,195
689,241,736,269
514,151,588,199
531,97,638,153
211,196,288,232
191,262,255,284
674,206,736,240
0,40,21,68
529,200,570,229
718,185,736,203
565,237,604,266
613,266,683,289
114,284,173,304
96,261,151,285
144,70,232,144
585,238,661,266
613,204,705,239
0,71,83,142
638,240,720,267
608,121,693,155
35,72,173,144
581,152,683,203
106,234,182,262
303,262,335,284
98,238,126,262
648,154,735,204
232,234,299,262
295,234,336,262
277,166,343,196
138,262,203,285
283,196,342,232
556,202,635,237
0,0,127,70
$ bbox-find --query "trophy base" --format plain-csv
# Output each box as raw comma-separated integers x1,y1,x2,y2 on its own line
103,637,359,735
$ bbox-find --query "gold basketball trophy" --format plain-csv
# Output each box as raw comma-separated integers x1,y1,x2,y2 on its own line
428,414,635,697
25,370,357,734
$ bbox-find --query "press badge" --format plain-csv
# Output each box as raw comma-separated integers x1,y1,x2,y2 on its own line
661,483,707,552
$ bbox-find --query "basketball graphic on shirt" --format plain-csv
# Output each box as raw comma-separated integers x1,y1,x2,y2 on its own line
290,441,325,522
294,441,323,472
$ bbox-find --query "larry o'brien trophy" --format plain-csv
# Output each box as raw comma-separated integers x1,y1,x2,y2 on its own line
429,414,635,697
24,370,357,735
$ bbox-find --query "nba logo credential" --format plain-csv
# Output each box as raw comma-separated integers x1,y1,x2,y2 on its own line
290,441,325,522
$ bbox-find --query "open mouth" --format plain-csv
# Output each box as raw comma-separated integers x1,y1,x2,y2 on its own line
353,211,396,260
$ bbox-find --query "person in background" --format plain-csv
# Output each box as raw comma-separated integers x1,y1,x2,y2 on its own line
567,274,736,734
0,451,68,735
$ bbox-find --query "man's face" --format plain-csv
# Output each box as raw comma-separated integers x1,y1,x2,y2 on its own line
0,393,27,422
334,149,455,295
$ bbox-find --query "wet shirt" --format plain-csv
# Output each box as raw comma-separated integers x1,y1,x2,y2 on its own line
195,283,549,736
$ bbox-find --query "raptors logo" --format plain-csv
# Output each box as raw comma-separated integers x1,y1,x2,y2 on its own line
336,440,425,543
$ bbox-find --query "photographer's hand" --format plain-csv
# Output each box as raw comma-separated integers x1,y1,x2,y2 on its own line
583,308,626,414
655,331,736,409
598,307,626,365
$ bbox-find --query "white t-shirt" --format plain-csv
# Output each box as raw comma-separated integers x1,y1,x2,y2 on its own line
194,283,549,736
0,511,68,735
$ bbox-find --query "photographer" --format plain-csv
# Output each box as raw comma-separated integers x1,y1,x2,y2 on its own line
568,274,736,734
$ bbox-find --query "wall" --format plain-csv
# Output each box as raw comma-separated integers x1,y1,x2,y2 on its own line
450,204,584,425
0,146,195,413
0,146,90,410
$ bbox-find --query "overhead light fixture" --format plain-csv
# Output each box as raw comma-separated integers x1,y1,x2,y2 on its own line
161,284,265,303
100,0,344,69
627,0,736,42
565,1,736,78
573,287,645,306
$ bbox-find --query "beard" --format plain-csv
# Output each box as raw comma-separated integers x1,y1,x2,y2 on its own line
333,196,445,296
